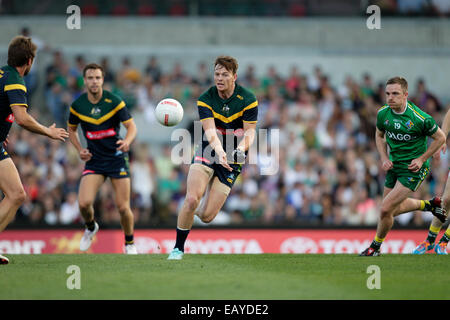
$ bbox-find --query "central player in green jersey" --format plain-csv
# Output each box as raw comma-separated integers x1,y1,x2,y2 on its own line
361,77,447,256
168,56,258,260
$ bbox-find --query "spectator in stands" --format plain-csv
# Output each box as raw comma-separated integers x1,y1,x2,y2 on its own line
130,142,155,223
59,191,80,225
413,78,442,115
100,56,116,85
20,27,49,100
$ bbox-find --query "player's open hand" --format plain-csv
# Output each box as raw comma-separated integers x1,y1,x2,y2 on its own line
217,150,233,172
116,139,130,152
381,159,393,172
48,123,69,142
408,158,423,173
79,148,92,161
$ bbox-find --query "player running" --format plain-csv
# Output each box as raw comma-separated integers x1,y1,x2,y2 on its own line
413,107,450,255
360,76,447,256
0,36,69,264
68,63,138,254
167,56,258,260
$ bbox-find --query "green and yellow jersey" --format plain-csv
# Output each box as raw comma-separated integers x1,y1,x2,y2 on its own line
197,83,258,154
0,65,28,142
68,90,132,161
376,100,438,167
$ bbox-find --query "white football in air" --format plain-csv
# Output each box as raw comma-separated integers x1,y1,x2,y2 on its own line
155,98,184,127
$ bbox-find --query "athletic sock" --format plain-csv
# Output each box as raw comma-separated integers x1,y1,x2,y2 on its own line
85,220,96,232
174,227,190,252
420,200,432,211
370,236,385,251
426,225,441,245
125,234,134,245
439,229,450,244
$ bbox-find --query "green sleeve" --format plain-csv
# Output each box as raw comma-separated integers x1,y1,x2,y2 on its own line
423,117,438,136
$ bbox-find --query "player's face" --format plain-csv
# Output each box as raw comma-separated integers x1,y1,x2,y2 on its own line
385,84,407,108
84,69,104,95
214,65,236,93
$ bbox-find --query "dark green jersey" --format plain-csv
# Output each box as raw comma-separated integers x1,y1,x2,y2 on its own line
197,83,258,153
0,65,28,141
68,90,132,160
376,101,438,164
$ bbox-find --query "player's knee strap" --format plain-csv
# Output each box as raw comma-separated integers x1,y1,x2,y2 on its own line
211,176,231,196
190,163,214,180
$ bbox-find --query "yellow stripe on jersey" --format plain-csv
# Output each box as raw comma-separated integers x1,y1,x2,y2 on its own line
67,122,78,127
377,105,389,113
4,84,27,92
244,101,258,110
197,100,258,124
10,103,28,108
243,120,257,123
197,101,214,111
70,101,126,125
407,103,425,121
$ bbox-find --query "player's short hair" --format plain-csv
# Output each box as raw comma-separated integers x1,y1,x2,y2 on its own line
83,63,105,78
7,36,37,67
386,77,408,92
214,56,238,75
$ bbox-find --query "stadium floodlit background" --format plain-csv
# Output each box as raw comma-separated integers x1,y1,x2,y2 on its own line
1,0,450,254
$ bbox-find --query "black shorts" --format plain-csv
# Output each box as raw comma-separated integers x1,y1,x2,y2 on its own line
83,155,130,179
192,147,242,189
0,144,10,161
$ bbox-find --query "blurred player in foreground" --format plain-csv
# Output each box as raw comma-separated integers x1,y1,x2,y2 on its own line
168,56,258,260
360,77,447,256
68,63,138,254
0,36,69,264
413,107,450,255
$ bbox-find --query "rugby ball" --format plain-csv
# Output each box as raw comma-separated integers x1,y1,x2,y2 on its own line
155,98,184,127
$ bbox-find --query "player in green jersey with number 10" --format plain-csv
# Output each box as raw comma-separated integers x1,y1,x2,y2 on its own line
360,77,447,256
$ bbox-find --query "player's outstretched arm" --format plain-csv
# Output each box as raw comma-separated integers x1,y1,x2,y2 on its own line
441,108,450,138
237,122,256,152
202,118,232,172
11,105,68,141
436,108,450,157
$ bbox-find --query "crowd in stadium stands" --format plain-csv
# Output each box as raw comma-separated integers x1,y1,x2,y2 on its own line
6,45,449,229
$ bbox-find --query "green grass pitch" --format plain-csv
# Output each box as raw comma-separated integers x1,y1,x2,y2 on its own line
1,254,449,300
